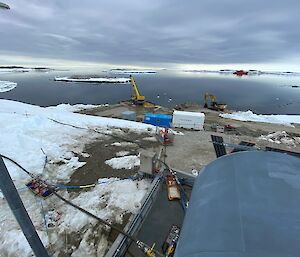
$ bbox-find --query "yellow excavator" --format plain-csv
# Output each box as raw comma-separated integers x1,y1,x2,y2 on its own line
203,92,227,111
130,75,145,105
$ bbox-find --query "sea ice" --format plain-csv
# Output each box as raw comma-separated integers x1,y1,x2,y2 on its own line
0,80,17,92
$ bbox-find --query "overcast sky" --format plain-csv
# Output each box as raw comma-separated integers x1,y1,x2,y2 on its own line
0,0,300,69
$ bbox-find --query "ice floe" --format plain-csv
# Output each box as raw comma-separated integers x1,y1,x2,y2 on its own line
0,80,17,92
54,76,130,83
109,69,157,74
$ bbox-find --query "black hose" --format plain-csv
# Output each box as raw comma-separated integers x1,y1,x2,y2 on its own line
53,191,164,257
0,153,164,256
49,118,147,149
53,191,135,239
0,154,33,177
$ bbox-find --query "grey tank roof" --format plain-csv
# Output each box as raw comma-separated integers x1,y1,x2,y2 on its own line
175,151,300,257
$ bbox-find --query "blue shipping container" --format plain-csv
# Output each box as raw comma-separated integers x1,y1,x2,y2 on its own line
144,113,172,128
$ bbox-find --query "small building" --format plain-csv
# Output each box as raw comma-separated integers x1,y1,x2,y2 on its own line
144,113,172,128
121,111,136,121
172,110,205,130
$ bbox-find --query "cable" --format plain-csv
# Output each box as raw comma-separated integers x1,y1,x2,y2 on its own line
53,191,164,257
52,176,139,190
0,153,164,256
48,118,147,149
40,199,48,234
0,154,34,177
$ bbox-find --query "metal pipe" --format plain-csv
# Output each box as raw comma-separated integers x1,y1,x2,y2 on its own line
0,156,49,257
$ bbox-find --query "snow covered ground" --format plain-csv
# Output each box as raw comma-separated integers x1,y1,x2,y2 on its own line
0,67,32,73
0,99,154,256
0,80,17,92
0,67,52,74
54,76,130,83
220,110,300,127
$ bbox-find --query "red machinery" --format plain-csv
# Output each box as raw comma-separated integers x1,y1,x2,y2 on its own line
233,70,248,76
156,127,174,145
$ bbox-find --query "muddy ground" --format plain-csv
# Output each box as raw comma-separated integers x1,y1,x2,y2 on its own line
69,132,160,186
56,130,160,257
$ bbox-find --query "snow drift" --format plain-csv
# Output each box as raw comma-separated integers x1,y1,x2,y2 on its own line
220,110,300,127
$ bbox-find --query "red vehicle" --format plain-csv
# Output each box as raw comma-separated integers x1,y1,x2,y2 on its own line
233,70,248,76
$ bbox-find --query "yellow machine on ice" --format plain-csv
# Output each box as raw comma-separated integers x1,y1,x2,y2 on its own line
203,92,227,111
130,75,145,105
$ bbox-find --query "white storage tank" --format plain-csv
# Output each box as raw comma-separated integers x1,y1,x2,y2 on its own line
172,110,205,130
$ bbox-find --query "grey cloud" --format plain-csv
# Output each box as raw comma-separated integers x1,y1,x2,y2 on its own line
0,0,300,66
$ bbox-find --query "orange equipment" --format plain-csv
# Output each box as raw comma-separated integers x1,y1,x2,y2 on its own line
165,175,181,201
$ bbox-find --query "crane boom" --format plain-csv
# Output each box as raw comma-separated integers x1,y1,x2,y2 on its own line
130,75,145,104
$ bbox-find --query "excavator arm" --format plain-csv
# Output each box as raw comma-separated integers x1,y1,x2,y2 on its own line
203,92,226,111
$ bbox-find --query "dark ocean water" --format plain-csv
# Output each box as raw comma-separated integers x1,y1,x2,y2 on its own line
1,69,300,115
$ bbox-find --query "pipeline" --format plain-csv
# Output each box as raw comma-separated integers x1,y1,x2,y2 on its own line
0,154,34,177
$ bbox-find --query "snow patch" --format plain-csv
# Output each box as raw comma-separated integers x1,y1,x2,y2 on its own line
60,178,149,231
47,103,107,113
168,129,184,136
116,151,130,157
258,131,300,147
105,155,140,170
220,110,300,127
142,137,157,142
111,142,137,147
0,80,17,92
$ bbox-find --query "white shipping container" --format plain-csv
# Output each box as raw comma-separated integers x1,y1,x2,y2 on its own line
172,110,205,130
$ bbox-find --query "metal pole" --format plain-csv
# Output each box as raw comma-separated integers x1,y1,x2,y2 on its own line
0,156,49,257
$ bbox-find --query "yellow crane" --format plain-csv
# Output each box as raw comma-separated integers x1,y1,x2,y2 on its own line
203,92,227,111
130,75,145,105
